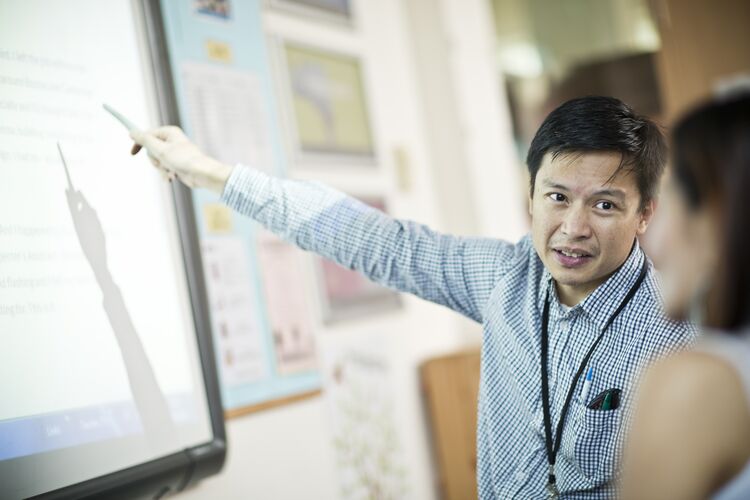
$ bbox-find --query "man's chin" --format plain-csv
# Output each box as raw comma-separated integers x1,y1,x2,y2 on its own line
547,262,601,287
550,274,590,288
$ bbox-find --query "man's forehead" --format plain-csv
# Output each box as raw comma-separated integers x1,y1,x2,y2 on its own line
538,151,637,194
542,150,623,170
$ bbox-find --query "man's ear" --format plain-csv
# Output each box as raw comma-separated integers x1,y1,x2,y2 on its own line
637,198,657,235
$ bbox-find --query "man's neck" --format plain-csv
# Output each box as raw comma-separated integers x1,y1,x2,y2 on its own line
555,280,603,307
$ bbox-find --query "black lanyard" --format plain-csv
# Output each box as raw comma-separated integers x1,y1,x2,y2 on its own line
541,257,649,498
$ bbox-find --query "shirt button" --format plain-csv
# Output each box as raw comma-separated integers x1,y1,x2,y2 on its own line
514,470,527,482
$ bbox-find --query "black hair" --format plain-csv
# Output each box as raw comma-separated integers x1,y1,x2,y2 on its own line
526,96,666,210
671,92,750,331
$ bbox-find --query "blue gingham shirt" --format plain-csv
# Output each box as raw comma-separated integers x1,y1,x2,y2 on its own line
222,166,696,499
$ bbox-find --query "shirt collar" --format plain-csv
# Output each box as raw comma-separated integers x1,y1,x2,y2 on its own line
539,239,648,329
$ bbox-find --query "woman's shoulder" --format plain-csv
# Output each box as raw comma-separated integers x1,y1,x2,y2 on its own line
695,331,750,395
641,348,744,421
642,344,750,479
622,345,750,499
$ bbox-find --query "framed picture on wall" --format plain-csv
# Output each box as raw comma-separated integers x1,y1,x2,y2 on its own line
315,196,402,323
270,0,352,24
278,41,376,163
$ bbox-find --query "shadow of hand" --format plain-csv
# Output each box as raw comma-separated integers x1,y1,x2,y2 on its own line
64,186,177,451
66,189,108,279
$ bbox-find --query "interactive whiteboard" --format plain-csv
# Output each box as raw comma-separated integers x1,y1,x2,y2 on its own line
0,1,225,498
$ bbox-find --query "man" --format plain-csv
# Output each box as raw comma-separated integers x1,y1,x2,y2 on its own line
131,96,694,498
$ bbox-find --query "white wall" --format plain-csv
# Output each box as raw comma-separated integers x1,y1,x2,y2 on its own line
177,0,526,498
180,398,340,499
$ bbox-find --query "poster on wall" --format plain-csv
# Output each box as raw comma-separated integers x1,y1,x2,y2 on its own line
201,234,270,387
282,42,375,160
316,196,401,323
256,230,318,375
181,62,274,172
160,0,322,418
322,336,410,498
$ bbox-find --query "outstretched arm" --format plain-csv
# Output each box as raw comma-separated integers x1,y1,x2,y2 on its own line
224,166,515,322
130,126,516,322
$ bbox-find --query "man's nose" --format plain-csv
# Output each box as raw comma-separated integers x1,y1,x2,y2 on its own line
561,204,592,239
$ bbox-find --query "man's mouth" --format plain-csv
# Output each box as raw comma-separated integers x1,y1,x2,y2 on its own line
552,248,594,268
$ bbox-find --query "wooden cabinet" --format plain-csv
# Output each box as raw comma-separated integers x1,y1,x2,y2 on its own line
421,350,481,500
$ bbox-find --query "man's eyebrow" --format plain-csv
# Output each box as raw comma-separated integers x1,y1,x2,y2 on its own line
541,180,569,191
541,181,628,201
592,188,627,200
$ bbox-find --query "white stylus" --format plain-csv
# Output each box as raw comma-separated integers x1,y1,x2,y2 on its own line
102,103,140,132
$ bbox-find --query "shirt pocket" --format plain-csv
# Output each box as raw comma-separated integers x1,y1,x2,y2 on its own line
571,404,623,487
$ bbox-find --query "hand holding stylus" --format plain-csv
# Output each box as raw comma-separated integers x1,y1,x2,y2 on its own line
103,103,232,192
128,126,233,194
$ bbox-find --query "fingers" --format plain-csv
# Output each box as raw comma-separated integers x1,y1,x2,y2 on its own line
130,126,186,143
131,130,168,159
128,129,145,145
128,130,164,171
145,148,160,165
129,126,188,162
153,126,186,141
128,126,193,186
161,170,179,184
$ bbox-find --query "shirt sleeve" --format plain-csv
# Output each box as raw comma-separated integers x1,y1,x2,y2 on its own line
221,165,517,323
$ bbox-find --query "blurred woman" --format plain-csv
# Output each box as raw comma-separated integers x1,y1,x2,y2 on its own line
621,92,750,499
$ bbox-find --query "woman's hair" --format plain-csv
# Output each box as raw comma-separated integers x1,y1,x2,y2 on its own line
672,92,750,331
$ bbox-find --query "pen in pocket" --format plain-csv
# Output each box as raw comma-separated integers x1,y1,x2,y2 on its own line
587,388,622,410
580,366,593,403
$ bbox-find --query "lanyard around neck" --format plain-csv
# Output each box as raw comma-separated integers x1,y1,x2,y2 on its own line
540,257,649,498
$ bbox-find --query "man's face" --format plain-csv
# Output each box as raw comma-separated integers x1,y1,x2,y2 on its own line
529,152,654,305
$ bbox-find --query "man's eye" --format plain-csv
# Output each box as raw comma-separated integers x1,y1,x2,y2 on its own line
595,200,615,210
548,193,566,202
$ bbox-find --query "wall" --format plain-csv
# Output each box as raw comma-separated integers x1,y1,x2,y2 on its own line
652,0,750,119
176,0,525,498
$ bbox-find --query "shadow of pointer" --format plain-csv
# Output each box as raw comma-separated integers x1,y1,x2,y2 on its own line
59,143,177,454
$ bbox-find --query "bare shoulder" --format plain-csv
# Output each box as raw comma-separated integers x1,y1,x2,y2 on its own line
638,350,750,440
641,350,743,405
626,350,750,496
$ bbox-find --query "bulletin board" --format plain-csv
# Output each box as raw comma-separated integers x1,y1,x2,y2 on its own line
158,0,321,417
